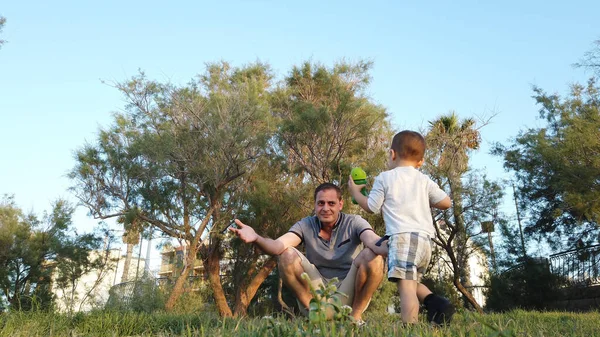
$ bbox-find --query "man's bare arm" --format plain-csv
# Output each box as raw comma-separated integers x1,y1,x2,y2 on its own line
359,229,388,256
229,219,301,255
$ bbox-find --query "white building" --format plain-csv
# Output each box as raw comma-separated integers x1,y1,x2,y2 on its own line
51,249,146,313
430,240,490,307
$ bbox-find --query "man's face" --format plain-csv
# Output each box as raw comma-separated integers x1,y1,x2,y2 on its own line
314,188,343,226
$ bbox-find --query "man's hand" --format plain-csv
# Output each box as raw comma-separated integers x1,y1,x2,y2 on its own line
373,240,388,257
229,219,259,243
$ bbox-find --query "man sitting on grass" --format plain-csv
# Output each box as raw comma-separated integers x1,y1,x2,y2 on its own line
230,183,384,325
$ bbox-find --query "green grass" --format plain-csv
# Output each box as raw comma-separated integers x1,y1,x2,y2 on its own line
1,309,599,336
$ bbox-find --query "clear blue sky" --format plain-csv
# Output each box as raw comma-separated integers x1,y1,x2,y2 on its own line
1,1,598,238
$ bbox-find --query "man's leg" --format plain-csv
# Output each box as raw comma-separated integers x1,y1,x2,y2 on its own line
338,247,384,321
277,247,323,312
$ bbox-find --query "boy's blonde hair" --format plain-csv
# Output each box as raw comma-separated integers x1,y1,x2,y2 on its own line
391,130,426,162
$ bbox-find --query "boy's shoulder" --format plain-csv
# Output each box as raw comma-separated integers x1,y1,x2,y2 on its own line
379,166,420,177
377,166,434,184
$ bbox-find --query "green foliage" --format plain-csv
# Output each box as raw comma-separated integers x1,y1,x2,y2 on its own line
368,278,398,314
426,112,481,180
493,218,527,271
167,282,211,315
272,60,392,186
70,61,278,314
228,160,311,315
484,259,565,312
245,268,300,317
0,16,5,48
424,113,491,311
71,60,394,315
105,279,166,313
493,78,600,247
71,62,275,239
574,39,600,77
421,276,462,311
2,309,600,336
0,196,103,311
297,272,358,337
52,225,112,314
301,273,351,323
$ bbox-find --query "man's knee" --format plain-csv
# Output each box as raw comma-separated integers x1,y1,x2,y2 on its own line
355,247,384,273
278,247,301,271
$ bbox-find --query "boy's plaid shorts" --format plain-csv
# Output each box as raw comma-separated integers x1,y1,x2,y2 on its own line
387,232,432,282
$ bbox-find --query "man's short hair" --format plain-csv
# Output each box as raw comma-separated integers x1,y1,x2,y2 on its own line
314,183,342,201
391,130,426,162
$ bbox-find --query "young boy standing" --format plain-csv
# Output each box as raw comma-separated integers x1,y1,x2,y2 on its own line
348,130,455,325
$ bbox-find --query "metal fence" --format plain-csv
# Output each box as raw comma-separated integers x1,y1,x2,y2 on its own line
549,244,600,287
106,279,156,308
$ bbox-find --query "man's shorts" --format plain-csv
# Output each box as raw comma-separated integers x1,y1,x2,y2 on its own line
287,247,360,315
387,232,432,282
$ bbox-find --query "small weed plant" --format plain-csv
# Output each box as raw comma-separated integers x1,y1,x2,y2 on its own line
298,272,357,336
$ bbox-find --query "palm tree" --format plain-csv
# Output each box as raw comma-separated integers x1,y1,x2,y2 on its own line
425,111,484,313
427,112,479,179
119,216,142,283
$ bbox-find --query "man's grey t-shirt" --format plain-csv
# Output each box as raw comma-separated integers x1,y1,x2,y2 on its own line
288,212,373,280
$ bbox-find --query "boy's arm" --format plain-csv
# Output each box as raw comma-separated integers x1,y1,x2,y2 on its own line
348,175,373,213
432,196,452,210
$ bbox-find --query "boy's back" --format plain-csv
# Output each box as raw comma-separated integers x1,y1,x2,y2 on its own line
367,166,447,237
347,129,455,326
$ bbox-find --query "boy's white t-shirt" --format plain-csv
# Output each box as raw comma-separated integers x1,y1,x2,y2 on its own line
367,166,448,237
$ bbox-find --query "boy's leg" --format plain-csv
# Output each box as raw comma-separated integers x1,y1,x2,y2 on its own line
417,283,433,301
398,280,419,323
388,232,435,324
416,282,455,325
423,291,455,326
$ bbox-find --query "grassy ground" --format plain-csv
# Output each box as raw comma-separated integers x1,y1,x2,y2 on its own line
1,309,599,336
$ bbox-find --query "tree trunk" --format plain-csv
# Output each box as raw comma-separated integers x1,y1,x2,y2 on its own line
164,264,192,311
164,241,198,311
206,238,233,317
277,274,291,312
453,276,483,313
121,243,133,283
164,263,193,311
448,178,478,309
438,206,483,314
232,257,278,317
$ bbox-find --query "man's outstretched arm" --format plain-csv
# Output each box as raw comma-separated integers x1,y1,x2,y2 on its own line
229,218,301,255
